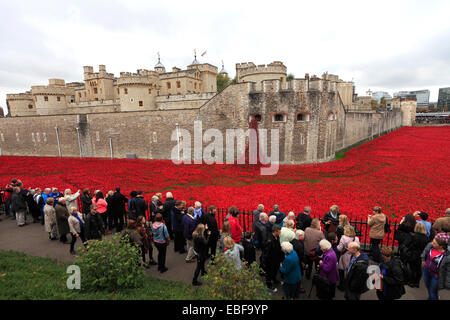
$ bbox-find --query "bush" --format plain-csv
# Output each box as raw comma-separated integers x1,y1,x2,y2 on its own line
202,255,270,300
75,234,145,292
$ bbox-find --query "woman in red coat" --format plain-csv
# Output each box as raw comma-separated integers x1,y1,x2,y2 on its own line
227,206,242,243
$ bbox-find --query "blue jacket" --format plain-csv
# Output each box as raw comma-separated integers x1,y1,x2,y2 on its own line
280,250,302,284
182,214,197,240
269,211,286,228
151,222,169,244
41,193,49,211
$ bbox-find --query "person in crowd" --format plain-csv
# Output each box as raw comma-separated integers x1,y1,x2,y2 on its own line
304,218,325,279
55,198,70,243
204,206,220,260
163,192,176,239
242,231,256,266
290,229,306,293
131,190,147,222
105,190,115,230
136,215,157,267
11,187,27,226
344,242,369,300
266,215,277,233
3,182,13,217
121,220,143,268
438,236,450,292
9,179,19,219
84,204,105,240
262,225,283,292
183,207,198,262
172,200,186,254
68,207,86,255
376,247,406,300
192,223,210,286
193,201,206,224
395,213,417,282
337,225,360,291
228,206,242,243
327,232,340,260
49,187,63,206
26,189,40,223
109,187,128,232
149,195,163,223
317,239,339,300
367,206,386,263
252,204,265,233
80,189,92,216
336,214,350,242
280,241,302,299
219,220,231,253
33,188,46,225
64,189,81,212
414,211,432,239
323,205,340,236
296,206,312,231
253,212,269,250
405,223,430,287
432,208,450,234
151,213,170,273
283,211,296,228
269,205,286,228
280,219,296,244
92,191,110,235
421,233,449,300
223,236,244,270
44,197,58,240
127,190,138,220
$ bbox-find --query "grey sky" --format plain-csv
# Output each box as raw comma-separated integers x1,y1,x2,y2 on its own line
1,0,450,114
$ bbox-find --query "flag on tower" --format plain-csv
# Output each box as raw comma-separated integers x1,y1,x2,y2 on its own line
201,50,207,57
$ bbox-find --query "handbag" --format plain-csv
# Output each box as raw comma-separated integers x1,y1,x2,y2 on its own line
312,273,334,299
384,217,391,234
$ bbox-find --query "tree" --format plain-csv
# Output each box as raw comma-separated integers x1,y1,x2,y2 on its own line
371,100,378,110
378,97,387,109
286,73,295,81
217,73,231,92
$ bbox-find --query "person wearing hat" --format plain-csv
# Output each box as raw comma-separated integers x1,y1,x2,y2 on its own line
421,233,449,300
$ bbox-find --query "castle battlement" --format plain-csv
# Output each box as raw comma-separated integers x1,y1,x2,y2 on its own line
6,92,33,100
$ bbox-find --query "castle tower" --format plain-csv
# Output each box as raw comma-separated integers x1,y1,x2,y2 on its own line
235,61,287,85
219,60,228,76
31,79,74,115
117,69,159,111
154,52,166,73
83,65,115,102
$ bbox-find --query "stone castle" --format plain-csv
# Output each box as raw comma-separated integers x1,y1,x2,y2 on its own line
0,57,416,163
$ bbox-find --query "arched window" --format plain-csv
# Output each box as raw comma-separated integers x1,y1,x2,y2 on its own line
327,112,336,121
250,114,262,122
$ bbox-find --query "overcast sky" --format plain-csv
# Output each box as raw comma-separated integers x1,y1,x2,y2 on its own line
1,0,450,115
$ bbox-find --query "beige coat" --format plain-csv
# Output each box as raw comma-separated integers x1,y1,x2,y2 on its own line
68,212,85,235
65,191,80,211
368,213,386,239
44,204,56,233
304,227,325,253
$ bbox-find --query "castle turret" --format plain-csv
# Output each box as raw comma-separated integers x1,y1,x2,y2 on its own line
154,52,165,73
236,61,287,85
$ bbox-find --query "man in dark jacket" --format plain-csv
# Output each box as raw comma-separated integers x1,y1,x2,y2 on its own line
182,207,198,262
149,195,163,222
26,189,41,223
80,189,92,215
84,204,105,240
163,192,176,239
11,187,27,226
377,247,406,300
204,206,220,260
253,212,269,250
129,190,147,221
172,201,186,253
296,206,312,231
55,198,70,243
109,187,128,232
344,242,369,300
262,225,283,292
252,204,264,233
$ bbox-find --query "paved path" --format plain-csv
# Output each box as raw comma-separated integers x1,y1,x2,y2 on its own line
1,213,448,300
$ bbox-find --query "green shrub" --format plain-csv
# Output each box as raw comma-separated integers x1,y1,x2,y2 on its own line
202,255,270,300
75,234,144,292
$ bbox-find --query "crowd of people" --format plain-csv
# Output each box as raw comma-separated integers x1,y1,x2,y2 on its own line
1,178,449,300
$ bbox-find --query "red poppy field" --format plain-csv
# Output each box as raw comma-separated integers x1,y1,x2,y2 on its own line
1,126,449,222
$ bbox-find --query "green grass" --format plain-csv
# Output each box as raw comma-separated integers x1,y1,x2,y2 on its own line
0,250,208,300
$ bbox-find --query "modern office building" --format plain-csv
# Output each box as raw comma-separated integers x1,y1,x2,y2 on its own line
437,87,450,109
372,91,392,103
394,90,429,108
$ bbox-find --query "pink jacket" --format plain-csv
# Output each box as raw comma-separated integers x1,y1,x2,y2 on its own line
93,197,107,214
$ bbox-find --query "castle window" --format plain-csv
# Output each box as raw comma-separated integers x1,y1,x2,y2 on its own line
296,112,310,122
28,104,33,109
57,96,61,102
78,93,81,98
93,88,98,94
176,81,181,88
44,96,48,101
273,113,285,122
100,88,102,94
124,88,128,94
167,82,171,89
139,101,143,107
117,88,119,94
148,88,152,94
194,83,197,90
251,114,262,122
94,98,98,101
327,112,336,121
